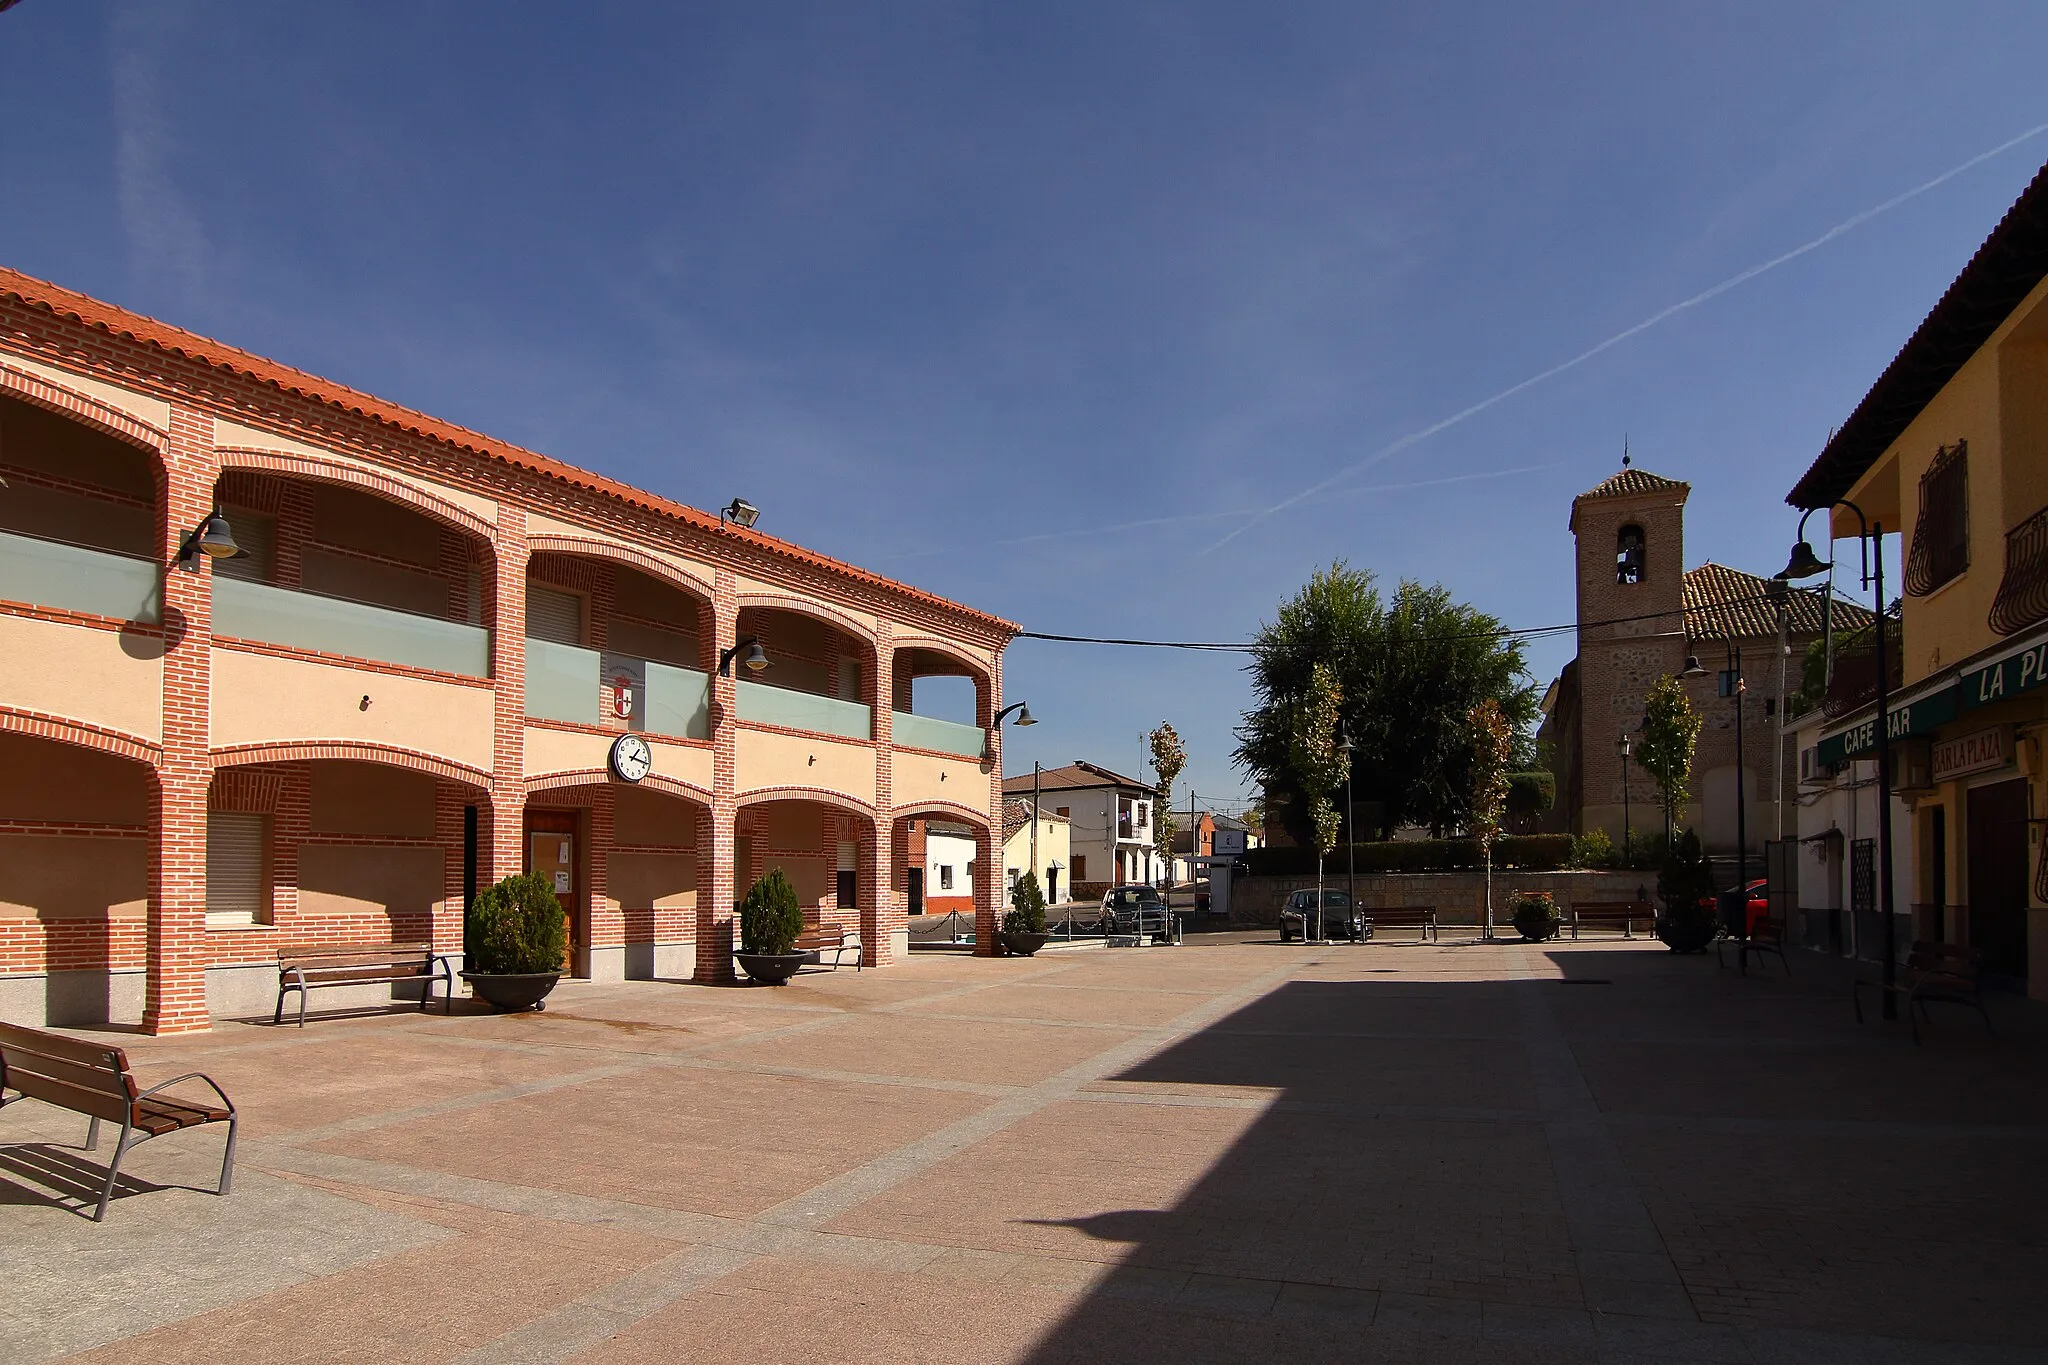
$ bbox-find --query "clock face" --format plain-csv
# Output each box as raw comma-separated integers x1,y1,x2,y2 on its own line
609,733,653,783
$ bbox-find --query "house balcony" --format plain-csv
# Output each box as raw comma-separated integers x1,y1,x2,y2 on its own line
736,678,870,741
524,639,711,740
0,528,163,624
890,710,984,758
0,531,165,743
1989,505,2048,637
212,576,490,677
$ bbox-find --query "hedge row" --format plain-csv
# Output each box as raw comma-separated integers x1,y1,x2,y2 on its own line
1244,834,1574,876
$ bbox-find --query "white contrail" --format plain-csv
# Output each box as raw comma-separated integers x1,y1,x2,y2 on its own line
1198,123,2048,556
875,462,1553,562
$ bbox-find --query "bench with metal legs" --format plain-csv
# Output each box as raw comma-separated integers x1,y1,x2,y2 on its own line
0,1022,237,1222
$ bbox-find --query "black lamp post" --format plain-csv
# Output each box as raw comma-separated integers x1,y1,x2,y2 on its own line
1778,502,1896,1017
1693,640,1752,937
1617,732,1633,865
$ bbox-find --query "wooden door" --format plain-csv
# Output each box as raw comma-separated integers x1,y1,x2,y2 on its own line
525,810,578,971
1966,779,2029,983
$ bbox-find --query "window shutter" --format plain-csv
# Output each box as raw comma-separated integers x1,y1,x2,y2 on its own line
527,585,582,645
207,813,267,924
214,508,275,584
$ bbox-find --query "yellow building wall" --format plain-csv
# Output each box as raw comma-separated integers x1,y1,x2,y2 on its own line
0,615,163,744
211,648,494,771
735,726,874,806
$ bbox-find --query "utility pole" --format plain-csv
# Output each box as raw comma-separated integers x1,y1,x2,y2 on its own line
1031,760,1041,898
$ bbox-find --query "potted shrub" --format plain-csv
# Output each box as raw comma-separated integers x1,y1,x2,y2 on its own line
462,873,567,1011
1509,890,1561,943
1003,871,1050,957
1656,830,1719,953
736,868,807,985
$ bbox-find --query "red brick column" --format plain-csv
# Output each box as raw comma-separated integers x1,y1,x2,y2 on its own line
487,508,528,885
433,778,469,956
974,653,1004,956
695,570,739,983
866,623,895,965
145,407,218,1034
587,785,620,974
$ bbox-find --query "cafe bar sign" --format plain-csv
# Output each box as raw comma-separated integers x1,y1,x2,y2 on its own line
1815,684,1960,767
1931,726,2010,783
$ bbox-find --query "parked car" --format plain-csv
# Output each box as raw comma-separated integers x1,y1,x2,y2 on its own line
1706,879,1770,937
1278,889,1369,942
1102,885,1172,939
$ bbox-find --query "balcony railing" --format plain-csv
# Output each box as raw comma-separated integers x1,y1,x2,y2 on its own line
1820,618,1904,719
891,710,985,757
214,577,490,677
0,529,162,623
644,661,711,740
736,679,870,740
526,638,600,724
1989,505,2048,637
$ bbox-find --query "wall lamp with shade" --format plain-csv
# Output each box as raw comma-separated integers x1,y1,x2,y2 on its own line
993,702,1036,728
720,498,759,530
177,508,244,566
717,636,770,677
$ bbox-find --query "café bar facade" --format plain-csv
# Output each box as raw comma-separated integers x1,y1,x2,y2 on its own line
1792,159,2048,995
0,266,1018,1033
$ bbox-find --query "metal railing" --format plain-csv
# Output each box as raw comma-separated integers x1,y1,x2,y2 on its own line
1989,505,2048,637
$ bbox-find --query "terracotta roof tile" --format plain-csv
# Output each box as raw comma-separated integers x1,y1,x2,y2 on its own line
1001,761,1157,795
1682,561,1875,641
1575,467,1690,502
0,265,1018,638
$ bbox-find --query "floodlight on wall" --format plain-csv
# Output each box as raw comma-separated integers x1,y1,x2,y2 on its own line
177,508,243,565
718,635,770,677
720,498,760,529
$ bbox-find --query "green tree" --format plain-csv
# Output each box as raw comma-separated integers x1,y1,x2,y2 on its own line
1149,722,1186,875
1235,563,1538,842
1637,675,1702,839
1290,663,1349,932
1467,699,1514,938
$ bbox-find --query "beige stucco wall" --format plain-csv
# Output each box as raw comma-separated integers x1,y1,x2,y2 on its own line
0,615,163,744
735,726,875,806
1003,816,1071,887
523,724,612,779
648,739,713,794
1,355,171,434
1844,275,2048,690
0,834,148,921
892,747,990,814
211,648,494,770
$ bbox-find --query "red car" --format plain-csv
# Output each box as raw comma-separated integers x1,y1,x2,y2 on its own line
1701,879,1769,936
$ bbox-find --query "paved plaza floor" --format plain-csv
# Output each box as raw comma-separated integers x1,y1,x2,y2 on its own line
4,932,2046,1363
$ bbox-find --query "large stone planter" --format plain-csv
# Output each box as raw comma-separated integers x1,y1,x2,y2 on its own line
1002,931,1050,958
461,971,560,1012
735,952,806,985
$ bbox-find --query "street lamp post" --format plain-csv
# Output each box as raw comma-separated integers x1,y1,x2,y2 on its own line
1697,641,1750,937
1778,505,1897,1017
1617,732,1633,866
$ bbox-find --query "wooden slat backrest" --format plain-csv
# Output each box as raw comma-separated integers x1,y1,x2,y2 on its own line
0,1023,135,1123
292,963,430,984
1906,941,1981,981
1574,901,1654,916
279,942,432,968
1367,906,1435,919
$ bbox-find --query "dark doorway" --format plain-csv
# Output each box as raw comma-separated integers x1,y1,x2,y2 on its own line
836,868,856,916
1967,779,2030,983
907,867,924,916
1929,804,1948,942
1045,867,1060,903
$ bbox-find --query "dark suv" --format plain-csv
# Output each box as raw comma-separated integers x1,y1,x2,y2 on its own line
1102,885,1172,940
1278,889,1368,942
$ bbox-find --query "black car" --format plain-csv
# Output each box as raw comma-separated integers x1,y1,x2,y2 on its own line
1102,885,1172,940
1278,888,1369,942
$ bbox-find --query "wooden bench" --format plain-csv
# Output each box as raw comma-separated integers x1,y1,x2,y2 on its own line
1854,940,1992,1045
795,920,863,971
1362,906,1438,943
274,940,454,1027
0,1021,236,1222
1568,900,1655,939
1717,915,1790,976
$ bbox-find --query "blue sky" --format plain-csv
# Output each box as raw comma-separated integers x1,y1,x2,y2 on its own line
4,3,2045,812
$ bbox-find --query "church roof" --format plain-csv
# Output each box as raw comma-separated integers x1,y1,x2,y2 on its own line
1575,467,1689,502
1682,561,1874,641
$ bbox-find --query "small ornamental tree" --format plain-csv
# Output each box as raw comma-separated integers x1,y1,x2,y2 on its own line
1290,663,1348,936
466,873,568,975
1467,699,1514,940
1149,722,1187,879
1637,675,1703,840
739,868,804,956
1004,869,1047,936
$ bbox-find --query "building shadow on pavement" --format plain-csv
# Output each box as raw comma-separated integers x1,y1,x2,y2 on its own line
1001,946,2048,1363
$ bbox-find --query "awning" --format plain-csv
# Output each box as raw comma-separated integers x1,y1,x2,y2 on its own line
1816,682,1961,766
1959,634,2048,711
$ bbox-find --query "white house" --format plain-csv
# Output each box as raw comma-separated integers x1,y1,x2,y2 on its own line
1002,761,1162,893
1791,709,1913,961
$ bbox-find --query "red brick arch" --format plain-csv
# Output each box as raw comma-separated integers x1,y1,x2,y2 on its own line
0,706,161,766
735,594,877,652
736,785,877,821
890,798,992,830
526,534,714,601
212,447,496,545
0,361,168,456
890,635,992,687
525,768,712,809
209,740,489,789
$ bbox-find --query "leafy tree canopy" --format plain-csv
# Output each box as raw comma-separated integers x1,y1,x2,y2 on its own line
1235,563,1539,842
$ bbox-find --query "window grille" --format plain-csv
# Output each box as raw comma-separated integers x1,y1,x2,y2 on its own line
1904,441,1968,596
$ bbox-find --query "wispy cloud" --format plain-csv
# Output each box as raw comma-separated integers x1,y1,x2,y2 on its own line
873,463,1555,563
1196,121,2048,556
110,3,211,300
